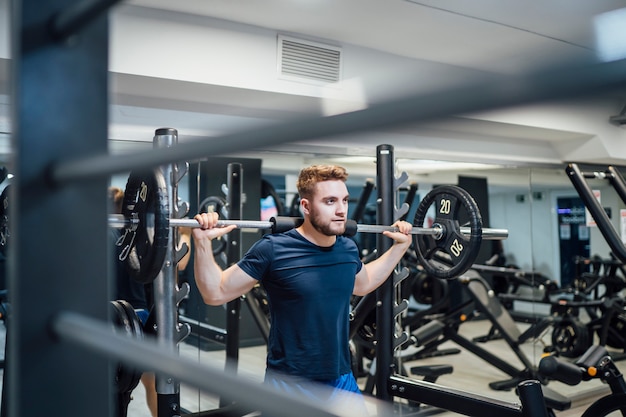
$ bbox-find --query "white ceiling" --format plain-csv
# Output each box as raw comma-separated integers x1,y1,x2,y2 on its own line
125,0,618,74
109,0,626,179
4,0,626,187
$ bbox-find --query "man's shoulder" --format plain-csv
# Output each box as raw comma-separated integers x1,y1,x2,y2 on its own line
252,229,300,249
265,228,301,241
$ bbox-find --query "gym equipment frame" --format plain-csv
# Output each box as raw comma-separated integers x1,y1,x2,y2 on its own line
566,163,626,264
10,0,626,415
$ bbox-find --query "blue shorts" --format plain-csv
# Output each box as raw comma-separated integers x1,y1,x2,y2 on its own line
265,372,369,414
320,373,362,394
135,308,150,325
265,371,362,399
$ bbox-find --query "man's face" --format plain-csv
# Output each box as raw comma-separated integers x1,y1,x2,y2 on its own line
305,180,349,236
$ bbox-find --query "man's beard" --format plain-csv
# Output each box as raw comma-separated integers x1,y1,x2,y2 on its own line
309,210,346,236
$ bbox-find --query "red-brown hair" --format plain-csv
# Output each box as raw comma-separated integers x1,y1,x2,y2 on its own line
296,165,348,199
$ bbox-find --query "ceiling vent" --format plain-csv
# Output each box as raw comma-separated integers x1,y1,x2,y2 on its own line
278,35,341,84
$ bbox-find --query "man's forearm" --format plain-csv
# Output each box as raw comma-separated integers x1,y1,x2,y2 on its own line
361,242,409,293
193,238,225,305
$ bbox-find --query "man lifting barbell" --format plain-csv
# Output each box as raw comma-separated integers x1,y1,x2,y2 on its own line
110,168,506,283
192,164,413,402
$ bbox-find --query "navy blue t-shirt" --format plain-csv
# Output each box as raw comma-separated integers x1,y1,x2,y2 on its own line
237,229,363,381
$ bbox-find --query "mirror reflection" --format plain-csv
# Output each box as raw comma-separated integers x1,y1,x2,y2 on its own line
105,153,626,415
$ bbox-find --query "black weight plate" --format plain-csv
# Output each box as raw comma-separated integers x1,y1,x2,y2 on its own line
0,185,10,256
551,316,590,358
199,195,228,217
110,300,140,393
117,300,145,342
413,185,482,280
354,308,378,354
116,300,145,393
412,272,448,306
122,170,170,283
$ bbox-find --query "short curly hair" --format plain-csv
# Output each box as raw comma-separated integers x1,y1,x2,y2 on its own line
296,165,348,199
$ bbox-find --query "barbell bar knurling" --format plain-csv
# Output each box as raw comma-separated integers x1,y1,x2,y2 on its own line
108,214,508,240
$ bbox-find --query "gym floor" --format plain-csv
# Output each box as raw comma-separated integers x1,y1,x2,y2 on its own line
122,318,615,417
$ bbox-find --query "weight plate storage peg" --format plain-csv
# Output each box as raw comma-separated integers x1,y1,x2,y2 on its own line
412,185,483,280
119,169,170,284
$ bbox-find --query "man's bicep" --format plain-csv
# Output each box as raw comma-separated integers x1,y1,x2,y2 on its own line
224,264,259,297
352,266,370,296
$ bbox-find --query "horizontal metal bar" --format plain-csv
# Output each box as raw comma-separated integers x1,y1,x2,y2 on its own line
179,314,227,345
389,374,524,417
357,223,439,235
108,214,274,230
108,214,508,240
470,264,528,275
108,214,131,228
174,218,274,230
51,58,626,184
463,227,508,240
52,311,383,417
582,171,610,180
357,224,507,240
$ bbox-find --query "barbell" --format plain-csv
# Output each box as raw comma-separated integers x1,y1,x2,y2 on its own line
108,214,508,240
114,170,508,283
0,169,508,282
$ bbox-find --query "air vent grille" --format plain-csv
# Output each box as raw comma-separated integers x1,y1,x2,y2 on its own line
279,37,341,83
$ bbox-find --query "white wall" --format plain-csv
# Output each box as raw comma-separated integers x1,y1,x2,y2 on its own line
489,175,626,287
490,192,537,272
529,191,559,279
0,0,8,60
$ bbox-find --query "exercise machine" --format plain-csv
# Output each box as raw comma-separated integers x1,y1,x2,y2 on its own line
540,344,626,417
